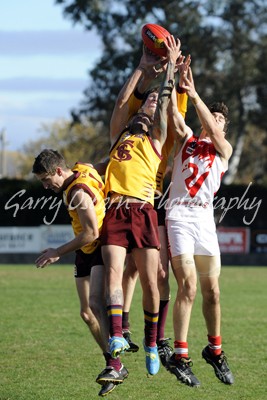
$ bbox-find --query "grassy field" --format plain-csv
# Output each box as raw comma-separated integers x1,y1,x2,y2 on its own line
0,264,266,400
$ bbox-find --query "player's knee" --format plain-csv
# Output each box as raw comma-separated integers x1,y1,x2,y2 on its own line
204,287,220,305
143,280,159,300
80,309,89,324
80,308,94,325
212,287,220,304
179,281,197,302
186,287,197,303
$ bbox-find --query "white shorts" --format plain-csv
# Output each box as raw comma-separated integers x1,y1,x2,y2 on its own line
167,219,220,257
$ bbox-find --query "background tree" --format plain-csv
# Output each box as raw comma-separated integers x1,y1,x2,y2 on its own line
51,0,266,185
19,119,109,178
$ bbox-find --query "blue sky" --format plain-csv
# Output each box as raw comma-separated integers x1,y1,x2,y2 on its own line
0,0,102,151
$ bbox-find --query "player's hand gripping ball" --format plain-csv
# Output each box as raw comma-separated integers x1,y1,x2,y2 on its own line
141,23,171,57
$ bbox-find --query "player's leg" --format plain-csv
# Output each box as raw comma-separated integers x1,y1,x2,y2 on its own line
196,255,234,384
76,275,107,350
157,225,172,366
166,220,200,386
89,264,110,347
197,255,221,337
102,244,129,357
167,221,198,347
133,247,160,375
74,252,110,355
128,203,160,375
122,253,139,352
166,253,200,387
74,250,126,394
92,258,128,389
171,253,197,343
133,247,160,318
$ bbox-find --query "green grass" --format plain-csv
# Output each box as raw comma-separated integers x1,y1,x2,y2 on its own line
0,265,266,400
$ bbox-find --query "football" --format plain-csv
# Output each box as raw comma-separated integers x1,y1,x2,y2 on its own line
141,23,171,57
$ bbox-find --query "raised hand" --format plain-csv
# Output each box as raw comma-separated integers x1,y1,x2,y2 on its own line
177,54,191,75
179,66,197,98
164,35,182,65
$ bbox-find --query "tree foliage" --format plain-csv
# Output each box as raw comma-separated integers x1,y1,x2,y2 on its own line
50,1,266,185
19,119,109,178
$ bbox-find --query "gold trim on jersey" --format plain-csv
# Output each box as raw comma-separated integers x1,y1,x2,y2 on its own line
64,163,105,254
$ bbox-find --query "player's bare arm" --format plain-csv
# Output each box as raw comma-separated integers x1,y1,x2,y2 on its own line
35,189,99,268
152,35,181,149
181,66,232,161
167,83,192,143
109,48,163,145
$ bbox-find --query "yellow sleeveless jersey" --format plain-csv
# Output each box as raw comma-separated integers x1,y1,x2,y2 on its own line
127,89,188,194
105,130,162,205
63,163,105,254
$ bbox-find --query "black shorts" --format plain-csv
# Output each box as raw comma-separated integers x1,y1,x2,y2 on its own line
74,246,103,278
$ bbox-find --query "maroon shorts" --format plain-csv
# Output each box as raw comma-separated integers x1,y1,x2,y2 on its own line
74,245,103,278
101,203,160,252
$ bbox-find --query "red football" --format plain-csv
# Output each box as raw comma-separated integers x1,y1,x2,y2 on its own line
141,23,171,57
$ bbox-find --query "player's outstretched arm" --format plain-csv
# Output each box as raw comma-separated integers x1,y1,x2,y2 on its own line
110,48,163,145
180,66,232,161
152,35,181,148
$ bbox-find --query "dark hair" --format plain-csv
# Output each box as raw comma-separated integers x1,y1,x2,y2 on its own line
208,102,230,132
32,149,68,175
141,86,160,106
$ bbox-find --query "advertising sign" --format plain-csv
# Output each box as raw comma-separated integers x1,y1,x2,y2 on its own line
0,225,74,253
217,227,250,254
0,227,40,253
250,230,267,253
40,225,74,249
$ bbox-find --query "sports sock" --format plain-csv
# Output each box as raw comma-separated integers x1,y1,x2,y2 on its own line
208,335,222,356
107,304,123,337
157,299,169,342
174,340,189,359
144,310,158,347
104,352,121,371
122,311,130,332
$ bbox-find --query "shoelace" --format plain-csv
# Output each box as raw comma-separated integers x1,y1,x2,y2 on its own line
158,338,173,350
179,357,194,368
145,350,157,360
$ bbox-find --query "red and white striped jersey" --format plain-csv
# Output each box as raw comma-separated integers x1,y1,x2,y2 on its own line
166,132,227,221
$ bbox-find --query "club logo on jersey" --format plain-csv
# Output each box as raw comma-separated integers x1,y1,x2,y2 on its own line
113,140,134,162
186,140,197,155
